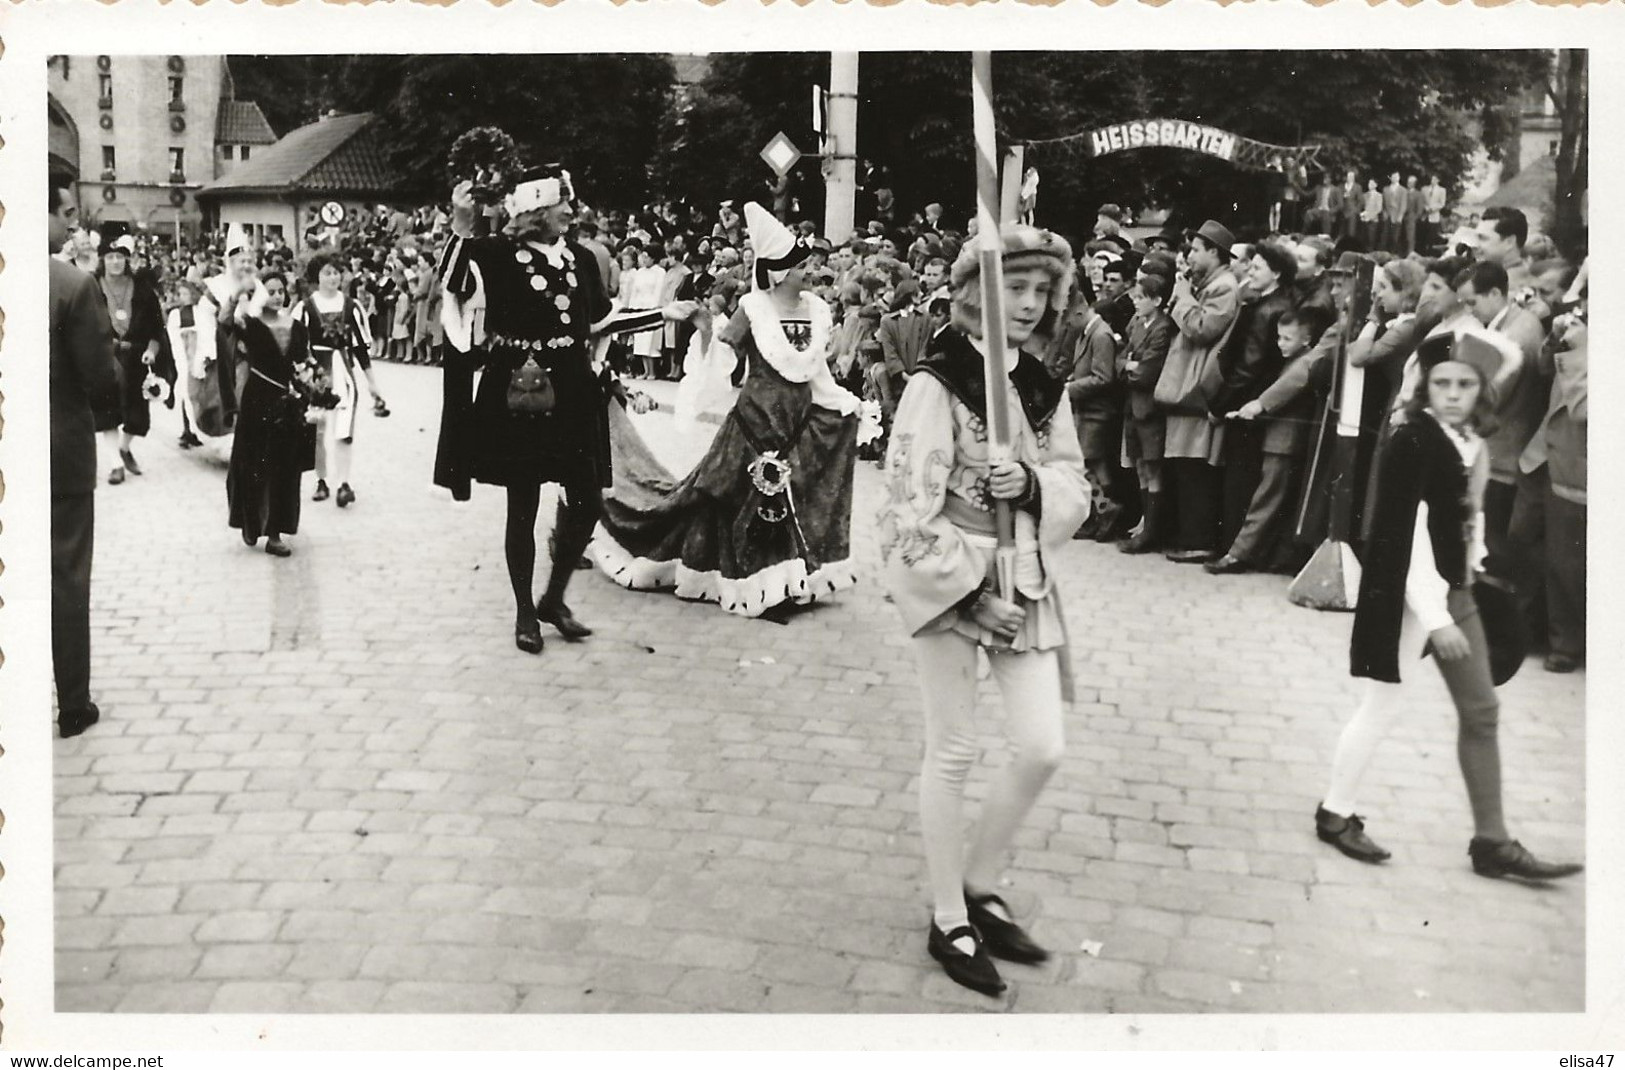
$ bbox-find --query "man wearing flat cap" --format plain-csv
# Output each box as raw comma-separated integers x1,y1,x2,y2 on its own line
1154,219,1241,563
438,163,695,654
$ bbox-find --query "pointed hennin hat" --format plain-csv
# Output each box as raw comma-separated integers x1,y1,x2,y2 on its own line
744,201,810,290
225,222,253,259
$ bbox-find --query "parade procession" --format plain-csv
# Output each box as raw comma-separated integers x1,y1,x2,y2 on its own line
37,46,1590,1020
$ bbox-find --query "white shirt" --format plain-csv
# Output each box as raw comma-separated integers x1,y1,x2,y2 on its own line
1405,411,1486,633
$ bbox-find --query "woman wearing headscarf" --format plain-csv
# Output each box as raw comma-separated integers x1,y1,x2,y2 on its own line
592,203,865,619
97,235,175,485
877,223,1090,998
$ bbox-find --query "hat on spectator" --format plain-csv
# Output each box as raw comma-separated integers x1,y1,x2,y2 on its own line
1145,228,1181,252
103,234,137,257
949,222,1074,339
1186,219,1236,257
1096,203,1125,223
1326,250,1365,276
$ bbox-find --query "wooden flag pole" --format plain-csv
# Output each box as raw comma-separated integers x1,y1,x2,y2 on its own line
972,52,1016,602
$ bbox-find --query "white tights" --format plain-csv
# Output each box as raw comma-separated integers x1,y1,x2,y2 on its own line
913,631,1066,927
1323,609,1427,816
313,419,353,486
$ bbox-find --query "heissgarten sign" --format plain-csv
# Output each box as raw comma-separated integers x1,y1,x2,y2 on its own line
1088,119,1240,161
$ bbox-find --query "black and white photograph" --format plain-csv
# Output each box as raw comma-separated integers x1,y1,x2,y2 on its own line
2,2,1620,1052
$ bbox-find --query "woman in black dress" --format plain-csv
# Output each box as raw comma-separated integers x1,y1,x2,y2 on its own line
227,272,317,557
97,235,175,485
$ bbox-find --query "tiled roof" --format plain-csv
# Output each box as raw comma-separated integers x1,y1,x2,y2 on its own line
200,112,399,197
216,100,277,146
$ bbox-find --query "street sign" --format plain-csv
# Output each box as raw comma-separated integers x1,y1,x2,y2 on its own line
759,132,802,178
319,200,346,226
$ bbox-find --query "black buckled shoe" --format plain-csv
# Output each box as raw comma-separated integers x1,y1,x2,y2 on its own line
965,889,1050,965
1468,838,1582,882
927,920,1006,998
312,479,330,503
336,483,356,508
120,449,143,476
1315,805,1391,863
537,600,592,641
1165,548,1217,564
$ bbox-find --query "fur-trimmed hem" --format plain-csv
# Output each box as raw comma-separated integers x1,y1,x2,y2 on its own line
590,530,856,618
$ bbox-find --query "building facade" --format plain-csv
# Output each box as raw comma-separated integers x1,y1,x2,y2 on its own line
47,55,274,239
197,111,409,253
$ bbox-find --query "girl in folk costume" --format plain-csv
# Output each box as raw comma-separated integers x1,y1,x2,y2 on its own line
97,235,176,485
1319,332,1581,882
296,251,385,509
592,203,866,618
878,224,1090,997
227,272,318,557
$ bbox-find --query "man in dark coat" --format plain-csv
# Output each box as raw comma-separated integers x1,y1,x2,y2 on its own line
48,179,120,737
1207,240,1297,566
436,165,692,653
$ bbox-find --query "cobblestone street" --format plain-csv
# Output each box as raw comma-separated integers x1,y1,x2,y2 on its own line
54,360,1586,1015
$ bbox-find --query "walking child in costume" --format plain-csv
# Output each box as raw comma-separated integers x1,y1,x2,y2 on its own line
591,203,866,618
878,223,1090,997
1318,331,1582,882
436,164,692,654
297,251,386,509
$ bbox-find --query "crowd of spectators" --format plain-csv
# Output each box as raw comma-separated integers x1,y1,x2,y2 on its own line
63,172,1586,673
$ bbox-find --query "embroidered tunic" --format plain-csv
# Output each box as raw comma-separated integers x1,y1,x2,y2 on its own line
878,329,1090,653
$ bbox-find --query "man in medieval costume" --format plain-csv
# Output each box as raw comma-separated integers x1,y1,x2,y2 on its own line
435,164,695,653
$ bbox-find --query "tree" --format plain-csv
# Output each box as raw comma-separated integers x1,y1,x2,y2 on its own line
228,54,676,207
1547,49,1588,257
670,50,1551,246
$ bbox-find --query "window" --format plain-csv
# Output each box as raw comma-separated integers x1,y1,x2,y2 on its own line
168,76,185,111
240,145,251,161
221,144,234,161
98,73,112,102
169,147,185,181
101,146,116,174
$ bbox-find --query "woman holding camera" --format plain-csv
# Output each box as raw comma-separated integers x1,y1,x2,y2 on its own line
227,271,318,557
